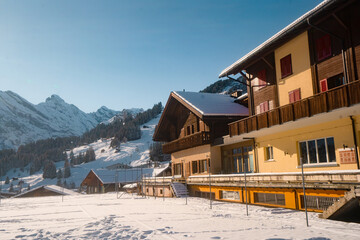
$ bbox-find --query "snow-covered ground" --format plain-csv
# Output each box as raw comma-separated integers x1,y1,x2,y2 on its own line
1,193,359,239
0,115,162,192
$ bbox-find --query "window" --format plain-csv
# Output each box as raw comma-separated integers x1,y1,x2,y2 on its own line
173,163,182,175
186,126,191,136
192,161,198,174
265,146,274,161
316,34,332,61
160,189,163,195
280,54,292,78
288,88,301,103
191,125,195,134
254,192,285,206
299,137,336,165
199,159,208,173
221,190,240,200
327,73,344,90
225,146,253,173
257,69,267,88
300,195,339,210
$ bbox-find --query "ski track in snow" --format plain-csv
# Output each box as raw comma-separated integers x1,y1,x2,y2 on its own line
1,193,360,240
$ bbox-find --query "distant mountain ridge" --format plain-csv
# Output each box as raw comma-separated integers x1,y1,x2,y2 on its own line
0,91,140,150
200,77,247,95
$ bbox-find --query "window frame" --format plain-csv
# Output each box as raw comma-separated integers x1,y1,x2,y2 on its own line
299,137,336,165
265,146,274,161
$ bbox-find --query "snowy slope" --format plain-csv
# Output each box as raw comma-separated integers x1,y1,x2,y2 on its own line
0,114,162,191
1,193,360,239
0,91,141,150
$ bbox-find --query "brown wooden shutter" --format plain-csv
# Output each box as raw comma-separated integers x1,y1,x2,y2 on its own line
280,54,292,78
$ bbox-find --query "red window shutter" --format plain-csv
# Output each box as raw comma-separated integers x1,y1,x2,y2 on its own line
281,54,292,78
259,101,269,113
289,91,295,103
264,101,269,111
258,69,266,86
316,34,331,61
294,88,301,102
320,79,328,92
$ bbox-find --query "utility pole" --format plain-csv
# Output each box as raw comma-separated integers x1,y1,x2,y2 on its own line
208,157,212,209
301,158,309,227
244,160,248,216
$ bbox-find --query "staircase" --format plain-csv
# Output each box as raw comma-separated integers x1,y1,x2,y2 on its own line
320,187,360,221
170,182,188,198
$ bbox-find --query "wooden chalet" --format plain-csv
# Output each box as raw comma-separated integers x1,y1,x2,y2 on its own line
13,185,78,198
81,167,170,194
153,91,248,178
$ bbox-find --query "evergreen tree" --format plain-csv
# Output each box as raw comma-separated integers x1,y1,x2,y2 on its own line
5,176,9,184
9,183,14,192
69,151,75,166
70,181,76,189
64,159,71,178
43,161,56,179
27,184,30,191
57,169,63,179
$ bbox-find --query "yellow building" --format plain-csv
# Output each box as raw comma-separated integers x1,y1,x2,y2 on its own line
150,0,360,220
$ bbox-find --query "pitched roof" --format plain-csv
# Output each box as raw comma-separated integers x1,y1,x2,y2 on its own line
13,185,79,198
173,91,248,117
219,0,345,78
89,167,169,184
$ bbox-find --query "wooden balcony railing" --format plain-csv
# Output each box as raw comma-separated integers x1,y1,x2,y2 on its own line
162,131,211,154
229,80,360,137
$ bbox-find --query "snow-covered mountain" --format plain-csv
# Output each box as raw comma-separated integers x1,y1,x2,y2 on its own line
0,91,128,150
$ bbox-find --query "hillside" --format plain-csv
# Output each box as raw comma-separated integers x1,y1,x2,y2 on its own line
0,114,162,191
200,77,247,95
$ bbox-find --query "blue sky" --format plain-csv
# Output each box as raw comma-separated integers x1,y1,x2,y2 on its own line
0,0,322,113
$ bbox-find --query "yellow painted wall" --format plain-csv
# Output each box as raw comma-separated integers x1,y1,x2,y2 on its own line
275,31,313,106
172,144,221,175
188,185,345,212
256,116,359,173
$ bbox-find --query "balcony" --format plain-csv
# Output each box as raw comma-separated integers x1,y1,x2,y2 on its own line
229,80,360,137
162,131,211,154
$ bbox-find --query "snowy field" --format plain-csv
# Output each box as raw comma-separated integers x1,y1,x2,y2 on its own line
1,193,360,240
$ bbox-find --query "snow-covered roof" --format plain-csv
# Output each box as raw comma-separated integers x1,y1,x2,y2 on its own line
219,0,336,78
92,167,169,184
123,183,138,189
173,91,248,117
13,185,79,198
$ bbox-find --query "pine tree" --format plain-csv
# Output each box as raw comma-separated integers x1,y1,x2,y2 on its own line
9,183,14,192
5,176,9,184
69,151,75,166
43,161,56,179
27,184,30,191
64,159,71,178
57,169,63,179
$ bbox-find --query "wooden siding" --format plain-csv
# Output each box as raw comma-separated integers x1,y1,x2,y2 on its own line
162,131,211,154
355,45,360,80
317,54,344,80
229,80,360,137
